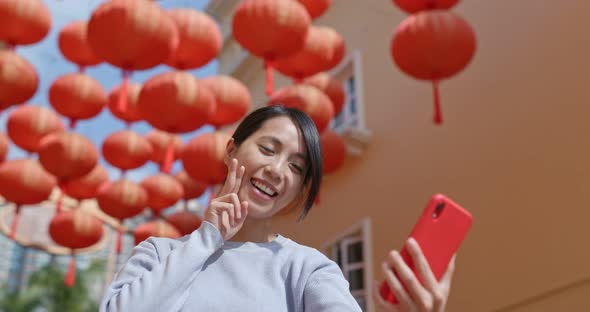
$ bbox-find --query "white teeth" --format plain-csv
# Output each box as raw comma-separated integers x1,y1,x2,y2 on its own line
252,179,277,197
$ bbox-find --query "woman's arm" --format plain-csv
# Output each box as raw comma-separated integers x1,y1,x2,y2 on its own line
303,260,363,312
99,221,224,312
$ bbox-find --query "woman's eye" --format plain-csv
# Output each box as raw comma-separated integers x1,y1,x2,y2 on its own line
290,163,304,174
259,145,274,155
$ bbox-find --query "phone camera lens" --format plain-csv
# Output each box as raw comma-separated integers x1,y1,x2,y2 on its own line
433,202,445,219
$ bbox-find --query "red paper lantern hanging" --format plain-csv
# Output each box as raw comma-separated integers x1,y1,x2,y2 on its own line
38,132,99,181
6,105,65,153
87,0,179,114
61,165,109,200
0,0,51,46
0,159,57,239
58,20,101,70
320,129,347,174
0,132,7,162
145,130,184,171
134,220,181,245
274,26,345,80
298,0,332,19
391,10,476,124
232,0,311,95
182,131,230,185
0,51,38,109
141,174,184,217
302,73,346,115
137,71,216,134
268,85,334,133
107,82,142,125
102,130,153,171
49,73,107,128
202,76,251,128
165,211,202,236
48,209,103,287
392,0,459,14
175,170,208,200
166,9,222,70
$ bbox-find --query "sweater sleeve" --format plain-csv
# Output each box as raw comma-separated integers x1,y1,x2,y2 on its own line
303,260,363,312
100,221,224,312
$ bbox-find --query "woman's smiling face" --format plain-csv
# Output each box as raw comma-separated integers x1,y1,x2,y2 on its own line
226,116,308,219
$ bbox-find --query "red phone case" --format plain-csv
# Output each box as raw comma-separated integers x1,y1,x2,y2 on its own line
379,193,473,304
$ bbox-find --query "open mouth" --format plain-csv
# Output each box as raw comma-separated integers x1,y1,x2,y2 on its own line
250,178,278,197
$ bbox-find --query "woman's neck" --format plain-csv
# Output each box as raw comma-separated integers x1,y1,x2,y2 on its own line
228,217,277,243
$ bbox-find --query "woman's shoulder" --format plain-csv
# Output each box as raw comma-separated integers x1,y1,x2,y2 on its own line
281,237,336,269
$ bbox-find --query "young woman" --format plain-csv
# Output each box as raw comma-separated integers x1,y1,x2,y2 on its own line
100,106,456,312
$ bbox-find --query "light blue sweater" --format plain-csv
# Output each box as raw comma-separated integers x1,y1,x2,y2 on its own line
100,221,362,311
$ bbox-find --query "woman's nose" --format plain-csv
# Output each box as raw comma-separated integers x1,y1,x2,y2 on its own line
263,160,284,181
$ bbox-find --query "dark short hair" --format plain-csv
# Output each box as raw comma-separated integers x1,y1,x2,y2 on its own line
231,105,322,221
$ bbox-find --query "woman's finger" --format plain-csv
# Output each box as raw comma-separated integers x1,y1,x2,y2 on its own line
440,254,457,293
231,165,245,194
406,238,438,293
388,250,431,310
381,260,412,308
239,201,248,223
372,281,398,312
221,210,231,236
219,158,237,196
228,193,242,223
214,202,235,224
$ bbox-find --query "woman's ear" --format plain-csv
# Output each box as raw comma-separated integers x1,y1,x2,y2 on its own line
224,138,237,166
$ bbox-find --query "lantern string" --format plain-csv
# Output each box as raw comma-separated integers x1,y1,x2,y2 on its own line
65,254,76,287
9,205,21,240
56,185,65,213
265,61,274,97
432,80,443,125
116,226,123,254
118,70,132,113
162,139,175,174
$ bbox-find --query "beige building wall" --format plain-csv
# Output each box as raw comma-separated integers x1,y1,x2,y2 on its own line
207,0,590,311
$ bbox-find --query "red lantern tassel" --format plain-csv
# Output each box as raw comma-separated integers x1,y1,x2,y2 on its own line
265,61,274,96
432,80,443,125
78,65,86,73
69,118,77,129
56,186,65,213
65,255,76,287
118,70,131,113
162,140,175,174
116,227,123,254
9,205,21,240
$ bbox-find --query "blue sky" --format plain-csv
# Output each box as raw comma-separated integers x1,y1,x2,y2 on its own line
1,0,215,187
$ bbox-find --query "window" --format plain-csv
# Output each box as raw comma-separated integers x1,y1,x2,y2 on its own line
322,218,373,311
330,50,366,134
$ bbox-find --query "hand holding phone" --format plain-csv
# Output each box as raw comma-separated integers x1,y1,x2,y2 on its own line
377,194,473,307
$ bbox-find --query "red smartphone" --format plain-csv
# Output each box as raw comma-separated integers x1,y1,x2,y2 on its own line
379,193,473,304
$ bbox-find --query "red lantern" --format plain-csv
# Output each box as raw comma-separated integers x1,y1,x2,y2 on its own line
269,85,334,133
274,26,345,80
61,165,109,200
49,73,107,127
38,132,99,181
392,0,459,14
145,130,183,169
0,0,51,46
175,170,207,200
302,73,346,115
58,20,101,69
137,71,216,133
102,130,153,171
182,132,230,185
298,0,332,19
0,51,38,108
202,76,251,127
321,129,346,174
166,211,202,236
48,209,103,287
0,132,7,162
166,9,222,70
232,0,311,95
141,174,184,217
87,0,178,71
107,82,142,125
391,10,476,124
49,210,103,250
0,159,57,239
134,220,181,245
96,180,147,220
7,105,65,153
